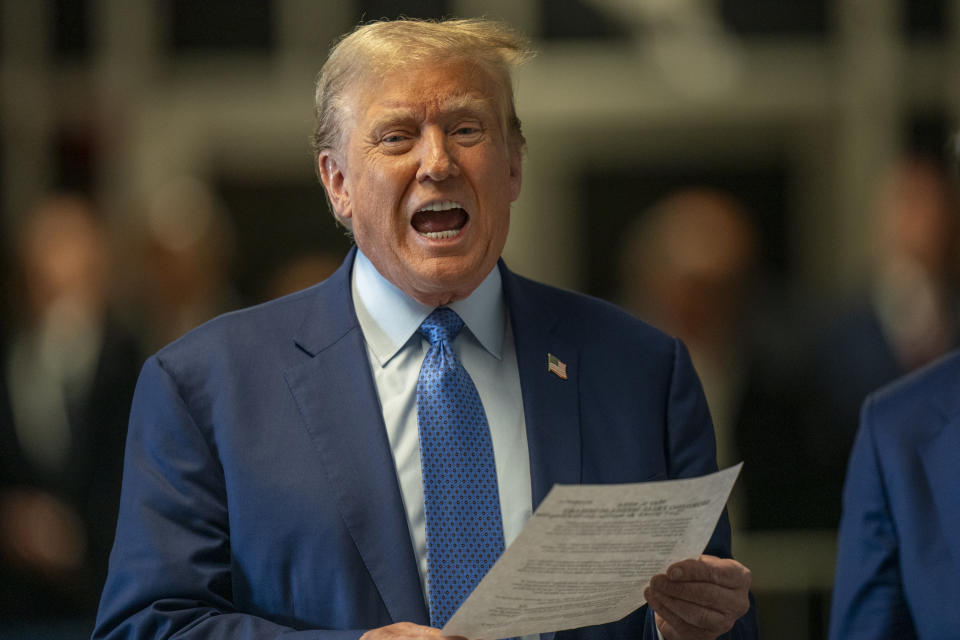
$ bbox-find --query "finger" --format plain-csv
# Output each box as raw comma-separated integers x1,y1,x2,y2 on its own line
648,594,714,640
649,573,745,616
359,622,447,640
646,584,734,632
665,555,751,589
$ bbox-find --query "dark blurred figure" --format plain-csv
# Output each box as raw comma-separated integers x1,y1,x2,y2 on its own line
803,154,960,529
0,194,142,627
620,187,821,532
138,177,240,351
868,154,958,369
259,250,345,302
621,189,757,475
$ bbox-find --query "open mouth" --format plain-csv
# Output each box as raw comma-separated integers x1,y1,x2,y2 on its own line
411,200,468,239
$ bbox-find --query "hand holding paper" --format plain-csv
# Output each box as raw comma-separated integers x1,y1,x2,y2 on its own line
645,554,752,640
442,464,744,640
359,622,464,640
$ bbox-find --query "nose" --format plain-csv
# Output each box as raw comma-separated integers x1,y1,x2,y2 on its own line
416,128,459,183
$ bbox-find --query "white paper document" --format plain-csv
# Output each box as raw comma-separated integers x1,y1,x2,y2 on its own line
442,463,743,640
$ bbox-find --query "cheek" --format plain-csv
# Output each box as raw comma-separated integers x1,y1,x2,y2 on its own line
354,170,402,220
356,199,412,257
369,164,416,212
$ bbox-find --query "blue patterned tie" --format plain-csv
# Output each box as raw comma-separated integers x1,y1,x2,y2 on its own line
417,307,507,628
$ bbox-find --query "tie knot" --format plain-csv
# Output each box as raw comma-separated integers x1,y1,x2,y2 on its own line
419,307,464,346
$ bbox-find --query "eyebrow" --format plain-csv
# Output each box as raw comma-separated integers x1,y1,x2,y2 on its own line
439,94,496,117
367,94,498,133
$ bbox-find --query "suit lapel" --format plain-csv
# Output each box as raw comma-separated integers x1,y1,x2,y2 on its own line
500,264,582,510
919,408,960,572
284,249,428,625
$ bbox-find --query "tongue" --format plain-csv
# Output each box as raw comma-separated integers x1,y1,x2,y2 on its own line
411,208,467,234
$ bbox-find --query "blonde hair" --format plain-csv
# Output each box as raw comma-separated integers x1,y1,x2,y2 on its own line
311,17,534,168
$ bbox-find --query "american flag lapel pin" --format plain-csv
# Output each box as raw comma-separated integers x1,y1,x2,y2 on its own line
547,353,568,380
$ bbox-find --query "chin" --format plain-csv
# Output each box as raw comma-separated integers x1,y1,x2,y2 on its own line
434,258,489,285
408,270,478,306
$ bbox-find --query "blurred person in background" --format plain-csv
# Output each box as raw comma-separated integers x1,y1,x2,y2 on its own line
808,153,960,529
829,143,960,639
619,188,827,532
259,249,346,302
137,176,241,351
0,193,142,627
619,188,757,480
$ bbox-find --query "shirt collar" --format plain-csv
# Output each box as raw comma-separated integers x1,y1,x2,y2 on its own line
352,249,505,366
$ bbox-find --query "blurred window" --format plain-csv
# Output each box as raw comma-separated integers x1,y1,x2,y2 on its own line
354,0,451,21
54,127,98,195
539,0,630,41
719,0,829,39
905,110,954,164
904,0,947,41
54,0,93,62
167,0,275,52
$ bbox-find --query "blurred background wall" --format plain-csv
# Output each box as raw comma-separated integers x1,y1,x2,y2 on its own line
1,1,959,638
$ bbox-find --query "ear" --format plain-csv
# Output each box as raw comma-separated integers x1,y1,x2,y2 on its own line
508,146,523,203
318,150,352,222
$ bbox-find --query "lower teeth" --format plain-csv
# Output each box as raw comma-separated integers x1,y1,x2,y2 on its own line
422,230,459,239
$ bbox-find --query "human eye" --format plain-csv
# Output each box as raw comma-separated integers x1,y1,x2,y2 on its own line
379,130,415,152
450,121,484,144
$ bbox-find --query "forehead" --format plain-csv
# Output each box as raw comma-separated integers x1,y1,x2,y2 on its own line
346,60,507,127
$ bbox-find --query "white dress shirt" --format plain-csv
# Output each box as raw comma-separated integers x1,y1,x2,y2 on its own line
351,250,533,599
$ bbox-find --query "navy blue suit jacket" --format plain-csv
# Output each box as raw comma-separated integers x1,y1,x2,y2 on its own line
830,349,960,639
93,250,757,639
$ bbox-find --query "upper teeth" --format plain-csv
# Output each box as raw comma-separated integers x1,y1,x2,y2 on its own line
417,200,462,212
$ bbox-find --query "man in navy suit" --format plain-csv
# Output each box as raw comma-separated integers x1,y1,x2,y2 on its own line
93,18,756,640
830,349,960,639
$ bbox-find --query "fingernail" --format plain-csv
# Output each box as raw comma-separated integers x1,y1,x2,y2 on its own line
669,567,683,580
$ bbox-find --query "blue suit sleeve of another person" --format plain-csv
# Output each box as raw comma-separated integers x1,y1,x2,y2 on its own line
92,356,365,640
829,394,917,640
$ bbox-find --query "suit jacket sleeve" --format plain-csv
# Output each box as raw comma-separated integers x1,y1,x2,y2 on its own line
92,355,365,640
828,394,917,640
